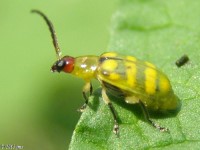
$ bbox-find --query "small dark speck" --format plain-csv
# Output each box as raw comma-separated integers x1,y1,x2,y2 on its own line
175,54,189,67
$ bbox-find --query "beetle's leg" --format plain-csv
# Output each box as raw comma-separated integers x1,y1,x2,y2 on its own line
139,100,169,132
102,88,119,135
89,82,93,96
78,82,92,112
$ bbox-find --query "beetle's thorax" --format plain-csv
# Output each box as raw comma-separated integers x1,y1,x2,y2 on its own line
71,56,99,80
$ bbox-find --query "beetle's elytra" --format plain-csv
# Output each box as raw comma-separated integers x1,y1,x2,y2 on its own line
32,10,180,135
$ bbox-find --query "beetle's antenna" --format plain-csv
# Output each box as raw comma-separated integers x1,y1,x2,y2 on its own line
31,9,62,60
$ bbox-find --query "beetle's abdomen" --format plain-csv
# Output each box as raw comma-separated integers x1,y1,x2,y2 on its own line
97,52,180,111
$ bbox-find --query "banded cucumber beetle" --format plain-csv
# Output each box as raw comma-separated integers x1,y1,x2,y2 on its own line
32,10,180,135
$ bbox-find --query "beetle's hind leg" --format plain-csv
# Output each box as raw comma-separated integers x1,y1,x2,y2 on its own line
102,88,119,136
78,82,93,112
139,100,169,132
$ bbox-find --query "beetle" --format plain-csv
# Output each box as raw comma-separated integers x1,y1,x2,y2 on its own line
32,10,180,135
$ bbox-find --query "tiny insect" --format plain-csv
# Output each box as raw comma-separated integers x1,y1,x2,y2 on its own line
175,54,189,67
32,10,180,135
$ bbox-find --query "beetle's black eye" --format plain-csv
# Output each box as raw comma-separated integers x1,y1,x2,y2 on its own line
57,60,65,68
51,60,65,72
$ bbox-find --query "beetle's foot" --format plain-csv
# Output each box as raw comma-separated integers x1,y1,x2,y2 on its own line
159,126,169,132
154,123,169,132
113,123,119,136
77,104,87,112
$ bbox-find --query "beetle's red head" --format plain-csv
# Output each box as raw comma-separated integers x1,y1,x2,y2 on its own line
51,56,75,73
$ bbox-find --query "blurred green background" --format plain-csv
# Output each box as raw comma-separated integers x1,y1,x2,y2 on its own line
0,0,117,149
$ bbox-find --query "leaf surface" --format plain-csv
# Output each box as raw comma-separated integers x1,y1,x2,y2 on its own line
69,1,200,149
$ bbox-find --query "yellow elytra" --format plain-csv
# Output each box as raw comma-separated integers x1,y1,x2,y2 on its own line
32,10,180,134
98,52,180,111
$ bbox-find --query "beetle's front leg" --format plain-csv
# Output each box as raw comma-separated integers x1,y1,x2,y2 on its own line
78,82,93,112
102,88,119,136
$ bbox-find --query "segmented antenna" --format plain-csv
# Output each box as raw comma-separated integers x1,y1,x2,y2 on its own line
31,10,62,59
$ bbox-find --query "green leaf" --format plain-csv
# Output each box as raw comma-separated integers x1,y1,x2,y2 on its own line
69,0,200,149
